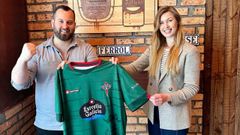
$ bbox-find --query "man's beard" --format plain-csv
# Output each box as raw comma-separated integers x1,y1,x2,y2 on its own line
53,28,74,41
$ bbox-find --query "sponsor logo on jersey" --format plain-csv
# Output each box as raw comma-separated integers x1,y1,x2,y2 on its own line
65,89,79,94
80,99,106,121
131,83,139,90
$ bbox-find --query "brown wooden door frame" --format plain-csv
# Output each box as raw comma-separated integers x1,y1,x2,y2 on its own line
0,0,31,113
203,0,213,134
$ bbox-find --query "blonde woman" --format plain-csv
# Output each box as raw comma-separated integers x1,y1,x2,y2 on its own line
112,6,200,135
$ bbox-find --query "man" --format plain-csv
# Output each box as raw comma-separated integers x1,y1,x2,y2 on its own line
11,5,97,135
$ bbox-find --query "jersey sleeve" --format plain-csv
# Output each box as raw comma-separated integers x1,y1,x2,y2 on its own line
117,65,148,111
55,69,64,122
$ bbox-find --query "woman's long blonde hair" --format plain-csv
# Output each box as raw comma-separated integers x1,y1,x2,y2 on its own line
149,6,185,78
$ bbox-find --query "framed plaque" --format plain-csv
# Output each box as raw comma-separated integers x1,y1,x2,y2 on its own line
68,0,157,33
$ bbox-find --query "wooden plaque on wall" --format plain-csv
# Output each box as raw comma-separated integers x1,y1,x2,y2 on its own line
68,0,157,33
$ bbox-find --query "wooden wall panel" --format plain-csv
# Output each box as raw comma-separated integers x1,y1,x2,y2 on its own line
236,18,240,135
211,0,225,133
206,0,240,134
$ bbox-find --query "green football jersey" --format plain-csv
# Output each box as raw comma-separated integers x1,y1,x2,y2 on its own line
55,59,148,135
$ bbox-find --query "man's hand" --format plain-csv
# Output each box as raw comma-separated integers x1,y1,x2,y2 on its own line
19,43,36,62
109,57,118,64
57,61,69,69
11,43,37,85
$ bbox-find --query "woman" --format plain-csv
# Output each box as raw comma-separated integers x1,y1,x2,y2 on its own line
121,6,200,135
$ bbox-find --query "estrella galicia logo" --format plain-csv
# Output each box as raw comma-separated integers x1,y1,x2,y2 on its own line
80,99,106,121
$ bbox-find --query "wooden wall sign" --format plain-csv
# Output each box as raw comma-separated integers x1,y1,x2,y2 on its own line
97,45,131,56
68,0,157,33
185,34,200,46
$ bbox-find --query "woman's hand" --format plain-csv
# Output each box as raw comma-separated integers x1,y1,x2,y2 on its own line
149,93,171,106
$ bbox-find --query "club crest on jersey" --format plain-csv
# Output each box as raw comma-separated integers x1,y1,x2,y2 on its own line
80,99,106,121
101,82,111,96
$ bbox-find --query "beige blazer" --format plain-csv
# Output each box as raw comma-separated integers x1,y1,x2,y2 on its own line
125,42,200,130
